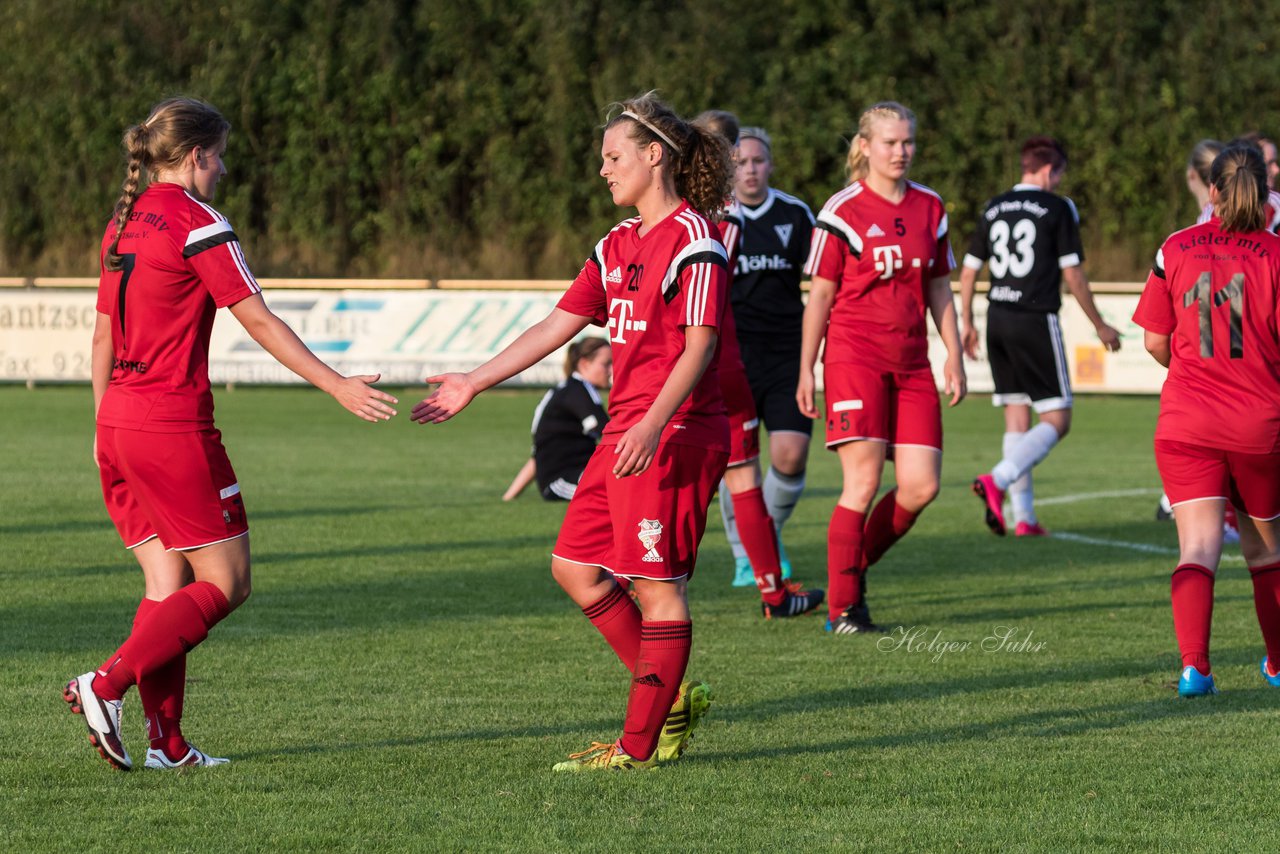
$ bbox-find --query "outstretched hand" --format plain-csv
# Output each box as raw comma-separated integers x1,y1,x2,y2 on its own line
333,373,399,422
410,373,478,424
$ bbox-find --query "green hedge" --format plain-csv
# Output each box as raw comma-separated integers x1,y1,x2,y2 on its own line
4,0,1279,279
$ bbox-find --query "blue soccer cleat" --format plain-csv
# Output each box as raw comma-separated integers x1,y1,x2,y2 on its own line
732,556,755,587
1177,665,1219,697
1261,657,1280,687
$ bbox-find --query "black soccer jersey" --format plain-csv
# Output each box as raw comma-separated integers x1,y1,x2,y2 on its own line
531,374,609,495
729,188,815,340
963,184,1085,313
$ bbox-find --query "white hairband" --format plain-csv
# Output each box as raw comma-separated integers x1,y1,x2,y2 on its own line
621,110,678,151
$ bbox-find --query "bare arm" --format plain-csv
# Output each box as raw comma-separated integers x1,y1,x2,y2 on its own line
229,294,398,422
928,275,967,406
90,312,113,466
1063,266,1122,351
958,265,981,359
1144,330,1171,367
503,458,537,501
796,276,835,419
410,308,592,424
91,312,113,418
612,324,719,478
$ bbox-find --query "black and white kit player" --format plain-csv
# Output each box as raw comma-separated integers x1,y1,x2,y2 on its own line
530,374,609,500
959,136,1121,536
719,125,816,581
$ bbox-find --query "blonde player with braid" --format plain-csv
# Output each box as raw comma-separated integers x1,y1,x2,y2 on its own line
799,101,966,634
64,97,396,771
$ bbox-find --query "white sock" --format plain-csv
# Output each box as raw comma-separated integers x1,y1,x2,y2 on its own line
763,466,805,531
718,481,747,560
992,422,1060,491
1003,432,1036,525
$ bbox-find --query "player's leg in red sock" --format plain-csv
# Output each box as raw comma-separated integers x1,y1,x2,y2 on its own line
862,488,922,569
1250,562,1280,670
729,485,786,605
827,505,866,622
1171,564,1215,674
619,620,691,762
132,597,190,760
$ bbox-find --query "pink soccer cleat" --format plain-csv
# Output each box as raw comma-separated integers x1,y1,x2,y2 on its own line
1015,521,1049,537
972,474,1007,536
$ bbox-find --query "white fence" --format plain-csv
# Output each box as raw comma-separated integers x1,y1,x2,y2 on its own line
0,279,1159,392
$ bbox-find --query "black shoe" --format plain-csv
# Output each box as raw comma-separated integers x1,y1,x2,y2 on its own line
761,585,824,619
830,601,886,634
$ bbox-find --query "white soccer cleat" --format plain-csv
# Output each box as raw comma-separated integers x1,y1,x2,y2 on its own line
64,672,131,771
144,745,230,769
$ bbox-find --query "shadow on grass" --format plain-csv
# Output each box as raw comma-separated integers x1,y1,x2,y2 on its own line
715,679,1278,764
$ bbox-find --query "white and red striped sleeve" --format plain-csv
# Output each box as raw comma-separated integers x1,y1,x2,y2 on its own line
666,210,728,329
183,194,261,307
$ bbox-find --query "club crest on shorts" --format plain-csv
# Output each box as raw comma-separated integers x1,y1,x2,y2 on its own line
637,518,664,563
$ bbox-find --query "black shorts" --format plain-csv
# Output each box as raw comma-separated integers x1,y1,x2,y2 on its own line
986,305,1073,412
739,338,813,437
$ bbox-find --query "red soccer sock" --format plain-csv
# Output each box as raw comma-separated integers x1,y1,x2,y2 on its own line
619,621,691,762
862,489,921,569
1249,561,1280,669
582,584,642,672
1171,564,1215,674
133,598,188,760
95,581,231,701
731,487,786,605
827,505,866,622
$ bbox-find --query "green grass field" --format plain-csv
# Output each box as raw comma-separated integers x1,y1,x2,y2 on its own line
1,386,1273,852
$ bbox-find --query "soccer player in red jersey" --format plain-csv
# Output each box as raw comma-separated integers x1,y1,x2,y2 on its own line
64,97,397,771
413,93,733,770
1132,144,1280,697
798,102,967,634
693,110,823,619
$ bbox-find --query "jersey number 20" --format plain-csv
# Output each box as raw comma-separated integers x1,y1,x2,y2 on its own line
988,219,1036,279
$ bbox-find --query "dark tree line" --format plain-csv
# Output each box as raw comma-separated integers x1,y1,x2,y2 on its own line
4,0,1279,279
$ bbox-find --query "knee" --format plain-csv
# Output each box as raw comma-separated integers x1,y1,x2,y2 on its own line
896,479,940,511
227,575,252,610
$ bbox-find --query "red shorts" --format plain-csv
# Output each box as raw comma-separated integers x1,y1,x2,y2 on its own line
822,362,942,452
721,365,761,467
553,441,729,580
97,425,249,550
1155,439,1280,520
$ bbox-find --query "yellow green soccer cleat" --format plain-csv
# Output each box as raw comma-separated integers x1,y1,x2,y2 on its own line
551,741,658,772
655,680,713,762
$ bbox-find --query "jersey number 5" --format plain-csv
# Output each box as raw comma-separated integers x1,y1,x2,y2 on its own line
1184,272,1244,358
988,219,1036,279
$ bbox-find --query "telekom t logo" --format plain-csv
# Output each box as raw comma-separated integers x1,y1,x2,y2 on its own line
873,244,903,280
608,298,647,343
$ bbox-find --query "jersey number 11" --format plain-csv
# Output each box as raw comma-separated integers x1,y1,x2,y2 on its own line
1184,272,1243,359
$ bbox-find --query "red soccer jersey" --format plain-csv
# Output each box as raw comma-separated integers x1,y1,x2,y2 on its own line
558,201,730,452
804,180,954,370
95,183,262,432
715,208,747,374
1133,218,1280,453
